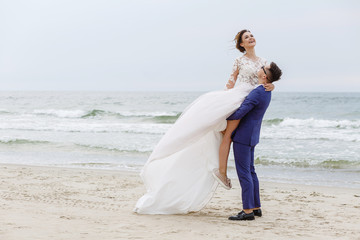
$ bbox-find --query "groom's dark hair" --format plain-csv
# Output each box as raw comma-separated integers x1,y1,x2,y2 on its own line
267,62,282,83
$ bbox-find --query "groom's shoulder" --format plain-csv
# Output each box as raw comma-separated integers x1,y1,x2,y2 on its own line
250,85,265,96
248,86,270,101
255,85,271,96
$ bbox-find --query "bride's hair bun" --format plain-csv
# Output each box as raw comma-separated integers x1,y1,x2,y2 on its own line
234,29,250,53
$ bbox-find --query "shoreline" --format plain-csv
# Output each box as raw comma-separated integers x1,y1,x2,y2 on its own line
1,162,359,189
1,163,360,239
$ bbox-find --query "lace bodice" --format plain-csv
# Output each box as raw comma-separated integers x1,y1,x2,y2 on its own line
225,56,267,90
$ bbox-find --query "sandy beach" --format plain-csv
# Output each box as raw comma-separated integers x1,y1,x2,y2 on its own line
0,164,359,240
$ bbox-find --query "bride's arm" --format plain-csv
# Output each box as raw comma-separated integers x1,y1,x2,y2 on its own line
224,59,240,90
264,83,275,91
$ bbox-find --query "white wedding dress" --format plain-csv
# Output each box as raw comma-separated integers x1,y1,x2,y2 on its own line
134,56,266,214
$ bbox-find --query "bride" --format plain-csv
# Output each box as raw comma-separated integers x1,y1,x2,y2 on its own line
134,29,274,214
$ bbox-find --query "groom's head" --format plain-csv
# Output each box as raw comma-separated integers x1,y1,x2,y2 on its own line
258,62,282,84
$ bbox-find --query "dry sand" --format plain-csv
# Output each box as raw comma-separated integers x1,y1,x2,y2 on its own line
0,164,359,240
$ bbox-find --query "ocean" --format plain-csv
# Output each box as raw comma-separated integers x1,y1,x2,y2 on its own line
0,91,359,188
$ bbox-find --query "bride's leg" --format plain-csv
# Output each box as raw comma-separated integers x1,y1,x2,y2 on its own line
219,120,240,176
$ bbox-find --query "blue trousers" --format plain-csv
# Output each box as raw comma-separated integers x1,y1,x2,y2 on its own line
233,142,261,209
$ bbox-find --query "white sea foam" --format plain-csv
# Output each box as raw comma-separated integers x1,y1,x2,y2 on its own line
30,109,180,119
278,117,360,129
74,143,153,153
262,124,360,142
33,109,87,118
0,116,171,134
118,111,179,117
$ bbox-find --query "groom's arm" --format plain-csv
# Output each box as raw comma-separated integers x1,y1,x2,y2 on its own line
226,89,260,120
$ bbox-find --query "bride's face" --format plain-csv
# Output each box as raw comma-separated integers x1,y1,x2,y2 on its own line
241,32,256,49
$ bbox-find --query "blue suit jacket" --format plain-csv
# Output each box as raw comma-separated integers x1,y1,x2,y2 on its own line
227,85,271,146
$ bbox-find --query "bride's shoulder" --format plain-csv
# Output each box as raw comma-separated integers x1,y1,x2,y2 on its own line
234,56,245,64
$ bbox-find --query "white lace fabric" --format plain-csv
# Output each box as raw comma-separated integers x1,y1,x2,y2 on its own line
225,56,267,90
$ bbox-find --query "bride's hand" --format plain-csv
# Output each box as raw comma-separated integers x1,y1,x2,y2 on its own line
264,83,275,91
226,81,235,89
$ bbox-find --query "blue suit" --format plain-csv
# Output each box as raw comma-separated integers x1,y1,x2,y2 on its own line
227,85,271,209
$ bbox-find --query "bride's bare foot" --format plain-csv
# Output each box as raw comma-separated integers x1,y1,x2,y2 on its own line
212,168,231,190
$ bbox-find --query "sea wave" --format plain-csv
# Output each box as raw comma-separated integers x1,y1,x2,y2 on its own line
13,110,360,129
33,109,87,118
318,159,360,169
263,118,284,125
81,109,181,122
0,109,12,115
261,117,360,142
254,157,360,169
74,143,152,154
117,111,180,118
31,108,181,120
0,124,170,135
0,138,51,145
0,122,170,135
81,109,107,118
0,137,153,154
147,113,182,123
264,117,360,129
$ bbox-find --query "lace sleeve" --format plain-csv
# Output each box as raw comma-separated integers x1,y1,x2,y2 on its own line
224,58,240,90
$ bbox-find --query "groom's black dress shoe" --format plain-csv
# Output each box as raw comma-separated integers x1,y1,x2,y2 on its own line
253,209,262,217
228,210,255,221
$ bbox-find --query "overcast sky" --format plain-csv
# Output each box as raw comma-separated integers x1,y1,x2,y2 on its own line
0,0,359,92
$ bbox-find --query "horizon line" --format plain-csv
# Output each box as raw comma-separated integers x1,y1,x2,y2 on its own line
0,90,360,93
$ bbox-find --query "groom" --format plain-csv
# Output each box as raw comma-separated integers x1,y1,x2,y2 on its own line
227,62,282,221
